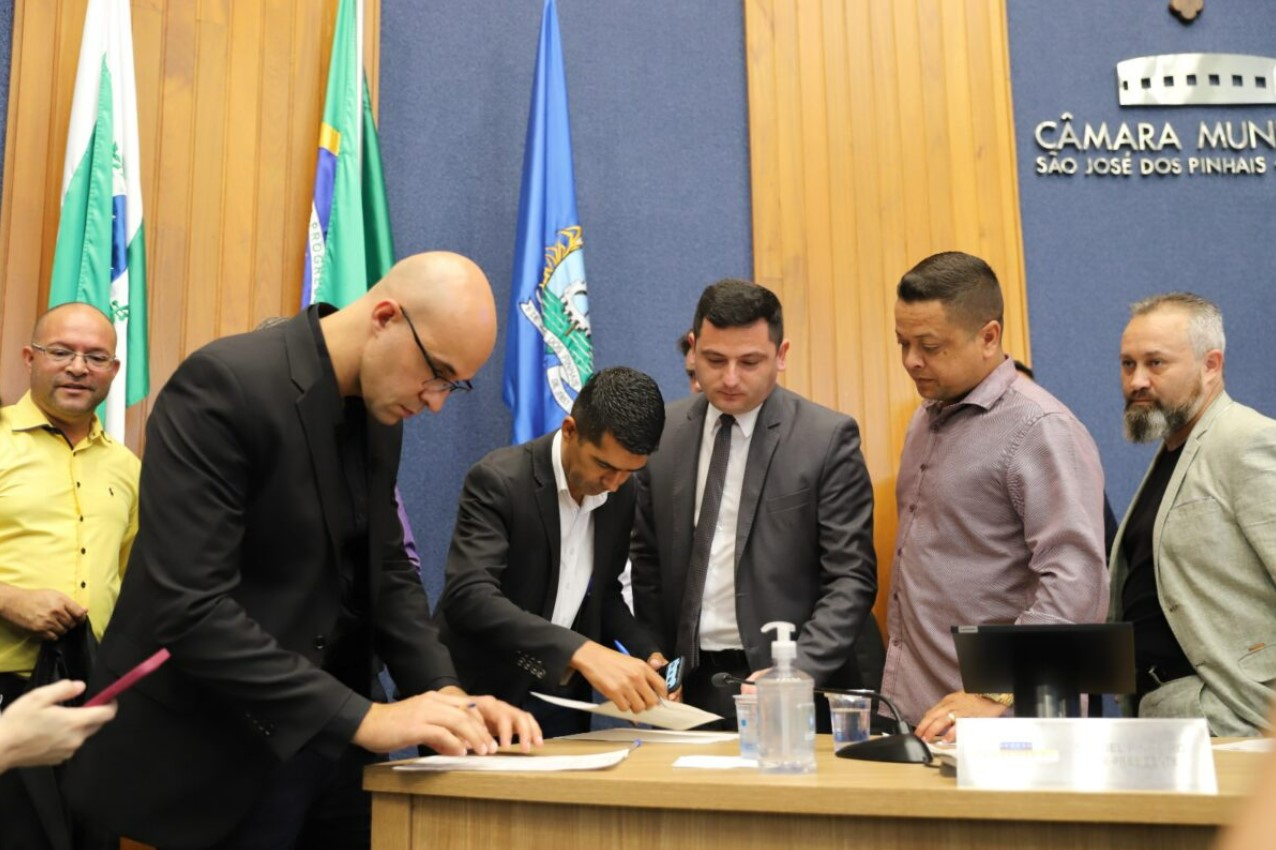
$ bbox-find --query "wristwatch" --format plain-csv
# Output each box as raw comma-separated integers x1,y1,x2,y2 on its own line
978,692,1014,707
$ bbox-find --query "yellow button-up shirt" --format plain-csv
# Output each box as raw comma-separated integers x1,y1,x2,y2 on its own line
0,391,140,675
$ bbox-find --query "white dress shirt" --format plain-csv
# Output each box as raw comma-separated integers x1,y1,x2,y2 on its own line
694,402,761,650
549,429,609,629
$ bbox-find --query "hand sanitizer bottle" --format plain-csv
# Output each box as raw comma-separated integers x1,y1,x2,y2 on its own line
755,620,816,774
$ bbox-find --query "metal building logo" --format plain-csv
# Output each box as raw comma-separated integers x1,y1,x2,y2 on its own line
1117,53,1276,107
1030,51,1276,180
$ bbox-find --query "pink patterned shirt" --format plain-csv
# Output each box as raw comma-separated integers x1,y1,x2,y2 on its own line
882,357,1109,724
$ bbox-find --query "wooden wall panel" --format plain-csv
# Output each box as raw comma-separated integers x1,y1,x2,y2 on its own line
743,0,1031,630
0,0,381,452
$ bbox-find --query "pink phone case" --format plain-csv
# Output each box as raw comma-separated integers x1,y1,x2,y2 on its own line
84,648,171,707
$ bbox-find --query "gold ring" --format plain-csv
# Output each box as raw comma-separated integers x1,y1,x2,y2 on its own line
946,711,957,723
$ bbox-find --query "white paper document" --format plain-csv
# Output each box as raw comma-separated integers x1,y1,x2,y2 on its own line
673,755,758,769
393,746,636,773
530,692,722,731
558,728,738,745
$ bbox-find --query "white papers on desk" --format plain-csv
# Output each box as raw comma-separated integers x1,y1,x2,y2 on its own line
558,728,738,745
530,692,722,730
393,746,635,773
926,739,959,770
1213,738,1275,753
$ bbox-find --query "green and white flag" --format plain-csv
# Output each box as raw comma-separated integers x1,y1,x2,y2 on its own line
304,0,395,306
49,0,149,441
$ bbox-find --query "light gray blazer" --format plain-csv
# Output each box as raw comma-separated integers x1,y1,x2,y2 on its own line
1109,391,1276,735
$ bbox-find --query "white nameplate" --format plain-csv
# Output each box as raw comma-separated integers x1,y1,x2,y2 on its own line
956,718,1216,794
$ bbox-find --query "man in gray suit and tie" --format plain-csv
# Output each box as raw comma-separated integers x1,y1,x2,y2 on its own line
1112,292,1276,735
631,279,879,727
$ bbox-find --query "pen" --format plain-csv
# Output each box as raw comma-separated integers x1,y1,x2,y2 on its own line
614,640,632,656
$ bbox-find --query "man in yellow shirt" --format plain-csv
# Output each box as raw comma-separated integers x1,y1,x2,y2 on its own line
0,302,138,849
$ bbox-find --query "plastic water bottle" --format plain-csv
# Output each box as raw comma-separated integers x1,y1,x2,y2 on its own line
755,620,816,774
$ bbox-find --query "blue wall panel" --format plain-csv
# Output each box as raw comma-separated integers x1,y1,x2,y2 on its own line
1007,0,1276,517
379,1,752,599
0,0,12,203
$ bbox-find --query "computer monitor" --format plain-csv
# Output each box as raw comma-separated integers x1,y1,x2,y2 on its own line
951,623,1135,718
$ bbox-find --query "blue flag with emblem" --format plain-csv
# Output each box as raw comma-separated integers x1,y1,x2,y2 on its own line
502,0,593,444
49,0,149,442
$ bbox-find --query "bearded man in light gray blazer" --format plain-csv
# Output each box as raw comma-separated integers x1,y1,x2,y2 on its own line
1112,292,1276,736
631,279,880,729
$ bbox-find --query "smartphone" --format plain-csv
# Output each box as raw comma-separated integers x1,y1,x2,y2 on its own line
84,648,171,707
662,656,685,693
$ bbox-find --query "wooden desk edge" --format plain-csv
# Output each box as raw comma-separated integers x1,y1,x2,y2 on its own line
364,761,1248,827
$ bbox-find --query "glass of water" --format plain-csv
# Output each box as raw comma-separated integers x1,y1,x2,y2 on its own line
826,693,871,750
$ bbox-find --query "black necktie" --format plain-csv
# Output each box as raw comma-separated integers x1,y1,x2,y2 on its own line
678,413,736,669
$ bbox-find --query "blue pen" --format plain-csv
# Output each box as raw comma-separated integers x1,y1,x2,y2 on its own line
614,640,632,656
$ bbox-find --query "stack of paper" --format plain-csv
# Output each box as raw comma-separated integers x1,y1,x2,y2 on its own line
530,692,722,730
394,746,637,773
559,728,737,744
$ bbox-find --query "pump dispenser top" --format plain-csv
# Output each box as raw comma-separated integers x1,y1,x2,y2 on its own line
761,621,797,665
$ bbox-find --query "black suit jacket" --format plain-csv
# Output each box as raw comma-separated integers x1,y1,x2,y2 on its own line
631,387,882,689
65,310,457,849
438,432,658,705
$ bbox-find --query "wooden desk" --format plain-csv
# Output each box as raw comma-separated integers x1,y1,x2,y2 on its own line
364,737,1263,850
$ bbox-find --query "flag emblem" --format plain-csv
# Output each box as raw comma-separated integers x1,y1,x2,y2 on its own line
517,225,592,415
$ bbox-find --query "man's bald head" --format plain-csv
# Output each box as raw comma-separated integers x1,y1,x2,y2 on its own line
33,302,117,350
321,251,498,423
370,251,498,379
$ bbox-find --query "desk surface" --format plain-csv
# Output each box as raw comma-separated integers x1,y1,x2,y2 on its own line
364,736,1262,827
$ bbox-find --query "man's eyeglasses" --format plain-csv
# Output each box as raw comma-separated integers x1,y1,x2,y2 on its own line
399,306,474,395
30,343,116,371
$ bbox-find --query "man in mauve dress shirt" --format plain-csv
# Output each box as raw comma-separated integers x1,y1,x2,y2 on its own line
884,251,1109,740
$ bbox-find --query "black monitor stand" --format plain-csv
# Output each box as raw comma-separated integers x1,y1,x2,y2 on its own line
951,623,1136,718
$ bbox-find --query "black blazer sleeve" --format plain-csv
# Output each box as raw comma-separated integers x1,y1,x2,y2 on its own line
576,480,660,661
794,415,877,681
440,458,588,683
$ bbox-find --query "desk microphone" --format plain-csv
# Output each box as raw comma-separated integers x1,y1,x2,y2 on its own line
710,672,932,765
